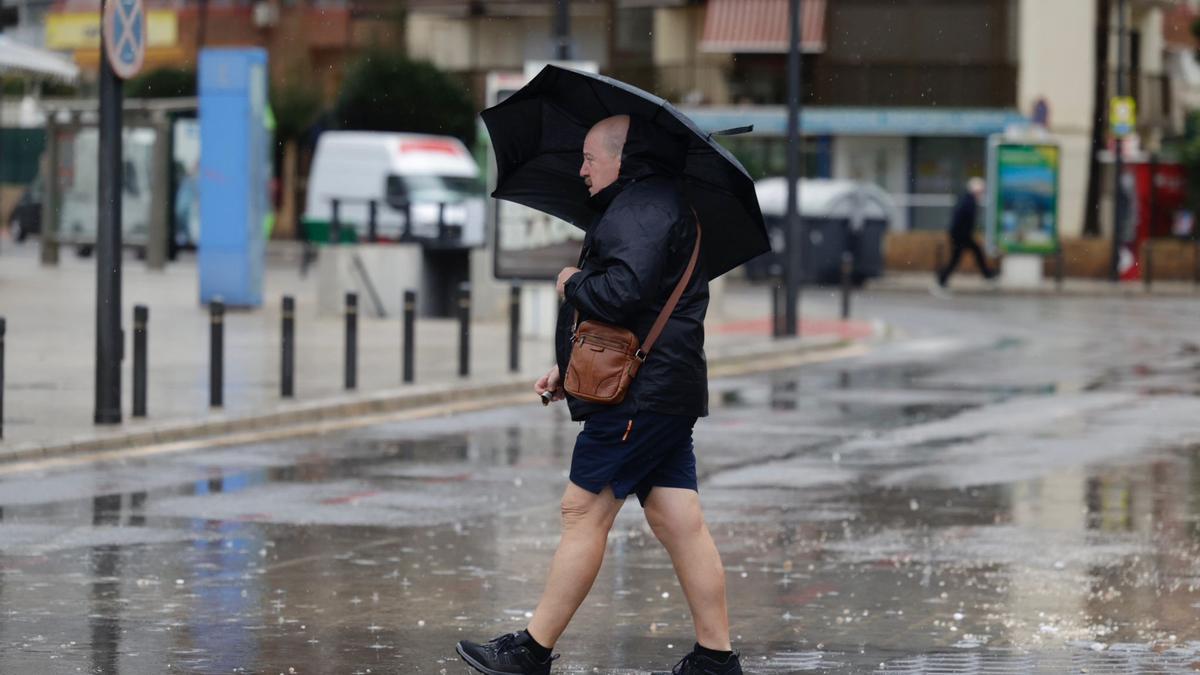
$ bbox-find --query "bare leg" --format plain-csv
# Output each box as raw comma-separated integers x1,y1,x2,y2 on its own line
643,487,731,651
526,482,625,648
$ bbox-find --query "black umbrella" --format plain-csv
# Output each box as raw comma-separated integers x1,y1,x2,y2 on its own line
480,64,769,280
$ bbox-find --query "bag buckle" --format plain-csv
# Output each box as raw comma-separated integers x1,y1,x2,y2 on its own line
634,349,646,362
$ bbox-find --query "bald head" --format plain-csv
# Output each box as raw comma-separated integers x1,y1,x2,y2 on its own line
580,115,630,197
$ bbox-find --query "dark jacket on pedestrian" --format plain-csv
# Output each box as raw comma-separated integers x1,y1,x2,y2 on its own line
555,117,709,422
949,191,980,243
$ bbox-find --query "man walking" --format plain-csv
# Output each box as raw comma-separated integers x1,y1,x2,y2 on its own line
456,115,742,674
934,176,996,291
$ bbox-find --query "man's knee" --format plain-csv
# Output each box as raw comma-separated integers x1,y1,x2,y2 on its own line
644,493,704,543
560,486,619,532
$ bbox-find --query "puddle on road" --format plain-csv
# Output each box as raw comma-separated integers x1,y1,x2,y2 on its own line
1,341,1199,673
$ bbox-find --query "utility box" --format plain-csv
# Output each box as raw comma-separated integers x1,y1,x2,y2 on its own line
198,48,270,307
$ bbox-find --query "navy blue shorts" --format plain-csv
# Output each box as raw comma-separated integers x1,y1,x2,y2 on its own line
569,408,698,506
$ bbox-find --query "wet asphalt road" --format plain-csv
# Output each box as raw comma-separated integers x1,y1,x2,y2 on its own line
2,292,1200,674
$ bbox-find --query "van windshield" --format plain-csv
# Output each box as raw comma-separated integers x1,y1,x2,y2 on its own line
388,175,483,204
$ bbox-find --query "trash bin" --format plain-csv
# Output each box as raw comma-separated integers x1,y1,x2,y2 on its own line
747,178,898,285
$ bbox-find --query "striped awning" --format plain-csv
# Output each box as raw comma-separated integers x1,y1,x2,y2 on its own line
700,0,827,54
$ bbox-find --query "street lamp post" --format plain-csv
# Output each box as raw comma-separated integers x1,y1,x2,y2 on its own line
780,0,803,337
1110,0,1127,283
94,0,124,424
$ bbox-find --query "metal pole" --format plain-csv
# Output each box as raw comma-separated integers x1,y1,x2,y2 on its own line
840,250,853,320
553,0,571,60
146,113,170,270
281,296,294,398
772,284,785,337
368,199,378,243
344,292,358,390
508,284,521,373
1111,0,1127,283
1055,248,1065,291
40,115,60,266
95,0,124,424
457,282,470,378
331,198,342,243
0,317,5,439
209,299,224,408
1143,241,1153,292
782,0,803,337
132,305,147,417
402,289,416,384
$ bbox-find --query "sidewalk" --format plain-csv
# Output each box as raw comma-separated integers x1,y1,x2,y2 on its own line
872,269,1200,297
0,242,874,461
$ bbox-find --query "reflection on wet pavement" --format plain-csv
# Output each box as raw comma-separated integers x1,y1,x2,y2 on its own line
1,294,1200,673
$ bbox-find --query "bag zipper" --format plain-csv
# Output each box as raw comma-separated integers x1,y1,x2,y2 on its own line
578,333,632,351
622,419,633,442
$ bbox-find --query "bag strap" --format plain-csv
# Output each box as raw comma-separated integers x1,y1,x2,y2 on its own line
571,209,703,358
637,208,702,361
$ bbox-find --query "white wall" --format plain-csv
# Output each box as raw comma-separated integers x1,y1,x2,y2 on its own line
1017,0,1096,238
407,8,611,73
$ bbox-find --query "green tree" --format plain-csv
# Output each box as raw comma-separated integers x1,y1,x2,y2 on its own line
124,67,196,98
334,49,475,147
271,80,322,144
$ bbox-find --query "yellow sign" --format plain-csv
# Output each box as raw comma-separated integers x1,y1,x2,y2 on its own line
1110,96,1136,138
46,11,177,50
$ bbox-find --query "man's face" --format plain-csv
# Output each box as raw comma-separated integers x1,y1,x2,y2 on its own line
580,130,622,197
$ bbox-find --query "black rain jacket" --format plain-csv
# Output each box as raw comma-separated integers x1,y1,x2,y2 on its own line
555,117,709,422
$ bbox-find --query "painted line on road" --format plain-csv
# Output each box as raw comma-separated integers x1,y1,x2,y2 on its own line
0,342,871,477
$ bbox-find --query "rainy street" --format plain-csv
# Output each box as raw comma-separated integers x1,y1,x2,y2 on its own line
2,291,1200,674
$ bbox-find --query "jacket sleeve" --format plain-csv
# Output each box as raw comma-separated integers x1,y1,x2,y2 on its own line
564,201,675,325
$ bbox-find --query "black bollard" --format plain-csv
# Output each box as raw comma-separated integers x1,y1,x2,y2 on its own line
345,292,358,391
840,251,854,320
367,200,378,243
0,317,5,440
402,290,416,384
772,284,785,338
1194,238,1200,289
281,296,295,398
330,198,342,243
1143,241,1154,293
133,305,148,418
509,284,521,373
457,282,470,378
209,299,224,408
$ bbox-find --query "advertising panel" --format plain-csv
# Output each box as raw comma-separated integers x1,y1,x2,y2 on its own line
987,140,1060,255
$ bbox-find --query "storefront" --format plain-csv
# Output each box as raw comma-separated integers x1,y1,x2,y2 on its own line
681,106,1027,232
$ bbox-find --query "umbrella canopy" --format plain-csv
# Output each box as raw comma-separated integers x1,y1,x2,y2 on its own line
480,65,768,280
0,36,80,82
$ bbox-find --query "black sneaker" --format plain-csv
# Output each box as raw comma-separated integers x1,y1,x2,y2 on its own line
668,648,743,674
456,631,557,675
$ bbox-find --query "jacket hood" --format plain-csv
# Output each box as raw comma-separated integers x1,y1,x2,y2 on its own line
586,115,688,213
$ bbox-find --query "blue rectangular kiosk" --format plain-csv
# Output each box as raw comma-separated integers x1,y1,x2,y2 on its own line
198,48,270,307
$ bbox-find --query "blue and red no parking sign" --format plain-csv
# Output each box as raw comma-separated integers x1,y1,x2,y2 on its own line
102,0,146,79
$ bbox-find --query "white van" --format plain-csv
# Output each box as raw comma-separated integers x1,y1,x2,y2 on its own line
303,131,486,248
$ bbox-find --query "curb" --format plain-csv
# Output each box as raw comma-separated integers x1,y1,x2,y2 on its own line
866,278,1200,299
0,332,863,466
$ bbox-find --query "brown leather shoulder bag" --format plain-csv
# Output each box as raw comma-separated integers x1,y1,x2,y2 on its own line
563,215,702,405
